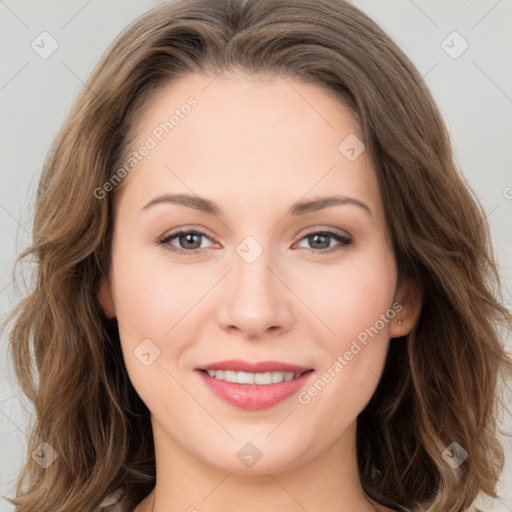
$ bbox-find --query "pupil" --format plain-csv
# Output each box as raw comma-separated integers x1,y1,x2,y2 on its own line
182,233,200,249
311,234,329,249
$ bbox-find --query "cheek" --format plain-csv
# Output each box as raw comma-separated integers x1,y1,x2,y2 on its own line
109,237,198,339
306,245,397,342
299,243,396,411
109,236,217,396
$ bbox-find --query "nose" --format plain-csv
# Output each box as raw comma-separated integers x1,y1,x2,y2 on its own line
216,244,293,340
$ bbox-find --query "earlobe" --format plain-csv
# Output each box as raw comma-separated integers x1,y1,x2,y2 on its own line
389,278,422,339
97,275,116,319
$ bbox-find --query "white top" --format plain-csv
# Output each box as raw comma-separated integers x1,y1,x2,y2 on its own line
96,487,133,511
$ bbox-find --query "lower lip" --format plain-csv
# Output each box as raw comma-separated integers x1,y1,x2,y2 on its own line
197,370,314,411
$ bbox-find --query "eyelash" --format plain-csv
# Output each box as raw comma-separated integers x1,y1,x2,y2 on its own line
156,228,353,256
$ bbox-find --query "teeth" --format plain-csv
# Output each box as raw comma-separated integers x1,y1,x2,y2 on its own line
205,370,301,385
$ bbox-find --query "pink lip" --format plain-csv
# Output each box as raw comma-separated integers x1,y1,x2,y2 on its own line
196,359,312,374
195,359,314,411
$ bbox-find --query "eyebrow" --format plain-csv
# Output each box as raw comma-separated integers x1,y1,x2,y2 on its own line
141,193,372,217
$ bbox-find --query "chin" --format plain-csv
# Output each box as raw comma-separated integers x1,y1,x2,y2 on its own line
191,436,313,476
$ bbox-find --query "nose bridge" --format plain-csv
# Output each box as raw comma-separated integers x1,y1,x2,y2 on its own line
231,235,277,305
218,234,290,336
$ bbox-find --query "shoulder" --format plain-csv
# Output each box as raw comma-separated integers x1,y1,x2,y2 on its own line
95,487,135,512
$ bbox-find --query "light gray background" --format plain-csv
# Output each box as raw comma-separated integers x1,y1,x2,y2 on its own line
1,0,511,510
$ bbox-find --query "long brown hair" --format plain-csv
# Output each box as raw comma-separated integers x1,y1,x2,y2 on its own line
2,0,511,510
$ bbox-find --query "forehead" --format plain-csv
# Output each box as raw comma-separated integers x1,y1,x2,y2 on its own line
114,71,382,221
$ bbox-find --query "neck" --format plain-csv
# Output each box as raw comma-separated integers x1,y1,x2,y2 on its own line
136,417,380,512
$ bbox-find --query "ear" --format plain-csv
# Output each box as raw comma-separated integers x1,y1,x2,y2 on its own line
97,275,116,319
389,276,422,339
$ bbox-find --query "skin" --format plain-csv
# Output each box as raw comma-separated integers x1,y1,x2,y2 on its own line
98,70,421,512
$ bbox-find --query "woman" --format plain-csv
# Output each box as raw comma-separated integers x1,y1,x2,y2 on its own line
3,0,511,511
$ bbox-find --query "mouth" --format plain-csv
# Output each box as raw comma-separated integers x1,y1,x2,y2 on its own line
194,360,315,410
197,368,313,385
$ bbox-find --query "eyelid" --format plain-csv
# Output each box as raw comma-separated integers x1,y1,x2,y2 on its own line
157,226,353,255
298,226,352,241
158,228,218,251
292,228,353,254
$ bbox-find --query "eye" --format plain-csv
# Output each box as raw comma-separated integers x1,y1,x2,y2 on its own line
157,229,216,254
294,229,353,255
157,228,352,256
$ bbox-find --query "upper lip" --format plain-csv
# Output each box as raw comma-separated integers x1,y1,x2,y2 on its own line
196,359,313,374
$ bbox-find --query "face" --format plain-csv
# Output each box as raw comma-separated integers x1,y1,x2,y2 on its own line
98,70,418,475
